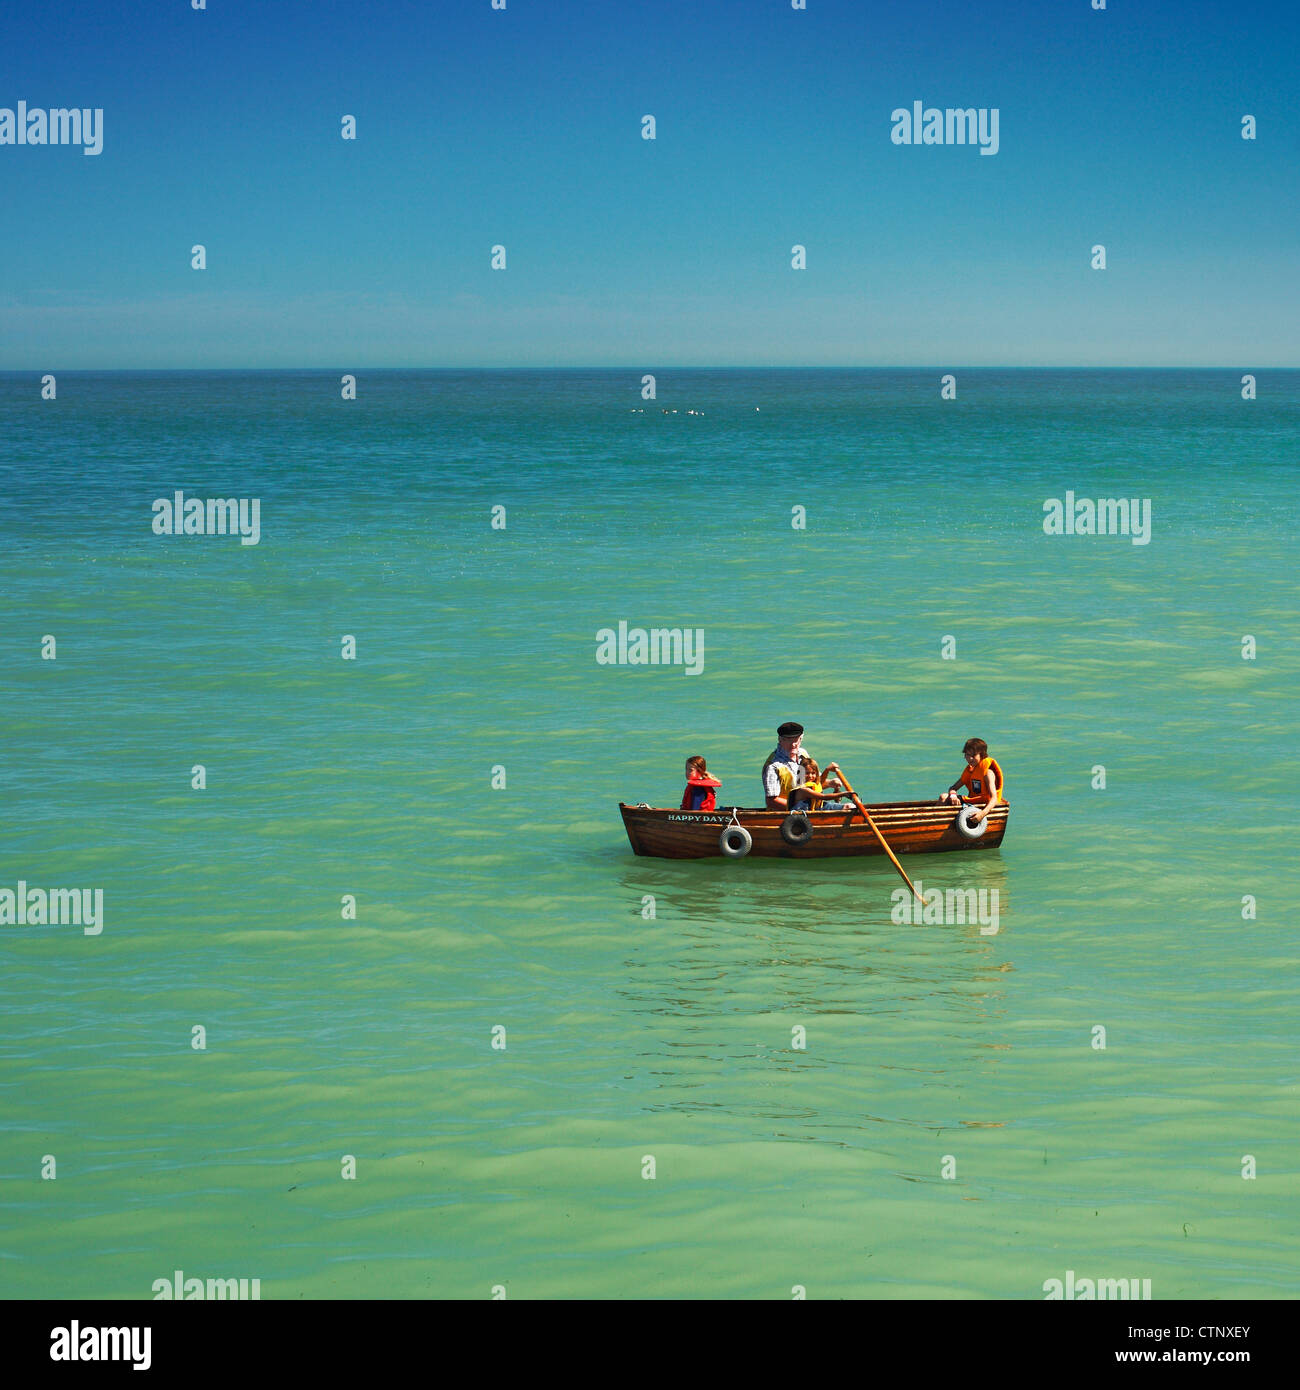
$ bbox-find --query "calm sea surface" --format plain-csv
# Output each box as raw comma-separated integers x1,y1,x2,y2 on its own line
1,369,1297,1298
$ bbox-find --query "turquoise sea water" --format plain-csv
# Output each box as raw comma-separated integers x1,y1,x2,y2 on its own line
1,369,1297,1299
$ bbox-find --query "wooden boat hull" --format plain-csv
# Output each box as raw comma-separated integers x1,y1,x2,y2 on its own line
620,800,1009,859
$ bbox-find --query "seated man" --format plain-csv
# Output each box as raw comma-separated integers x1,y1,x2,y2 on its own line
762,721,809,810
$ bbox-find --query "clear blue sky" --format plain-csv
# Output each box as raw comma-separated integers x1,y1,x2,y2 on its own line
1,0,1296,367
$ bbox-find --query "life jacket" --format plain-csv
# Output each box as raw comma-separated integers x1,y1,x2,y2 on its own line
961,756,1004,805
789,779,822,810
681,775,721,811
763,756,796,801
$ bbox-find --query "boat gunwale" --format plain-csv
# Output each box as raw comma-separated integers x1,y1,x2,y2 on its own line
620,800,1010,817
618,798,1009,858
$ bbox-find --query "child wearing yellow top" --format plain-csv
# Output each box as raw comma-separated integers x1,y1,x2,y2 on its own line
791,755,846,811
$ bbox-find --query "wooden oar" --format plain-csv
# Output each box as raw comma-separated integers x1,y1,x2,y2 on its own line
829,768,924,904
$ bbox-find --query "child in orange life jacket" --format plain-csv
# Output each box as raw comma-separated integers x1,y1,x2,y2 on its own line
940,737,1004,827
681,755,722,812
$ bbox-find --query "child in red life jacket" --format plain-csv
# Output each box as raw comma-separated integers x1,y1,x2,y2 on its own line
681,755,722,811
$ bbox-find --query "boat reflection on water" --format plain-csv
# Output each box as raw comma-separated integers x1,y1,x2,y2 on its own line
616,854,1011,935
610,857,1015,1142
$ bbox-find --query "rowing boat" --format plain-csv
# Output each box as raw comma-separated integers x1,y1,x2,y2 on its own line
619,800,1009,859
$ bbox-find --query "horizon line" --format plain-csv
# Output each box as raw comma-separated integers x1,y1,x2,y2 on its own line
2,365,1295,374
